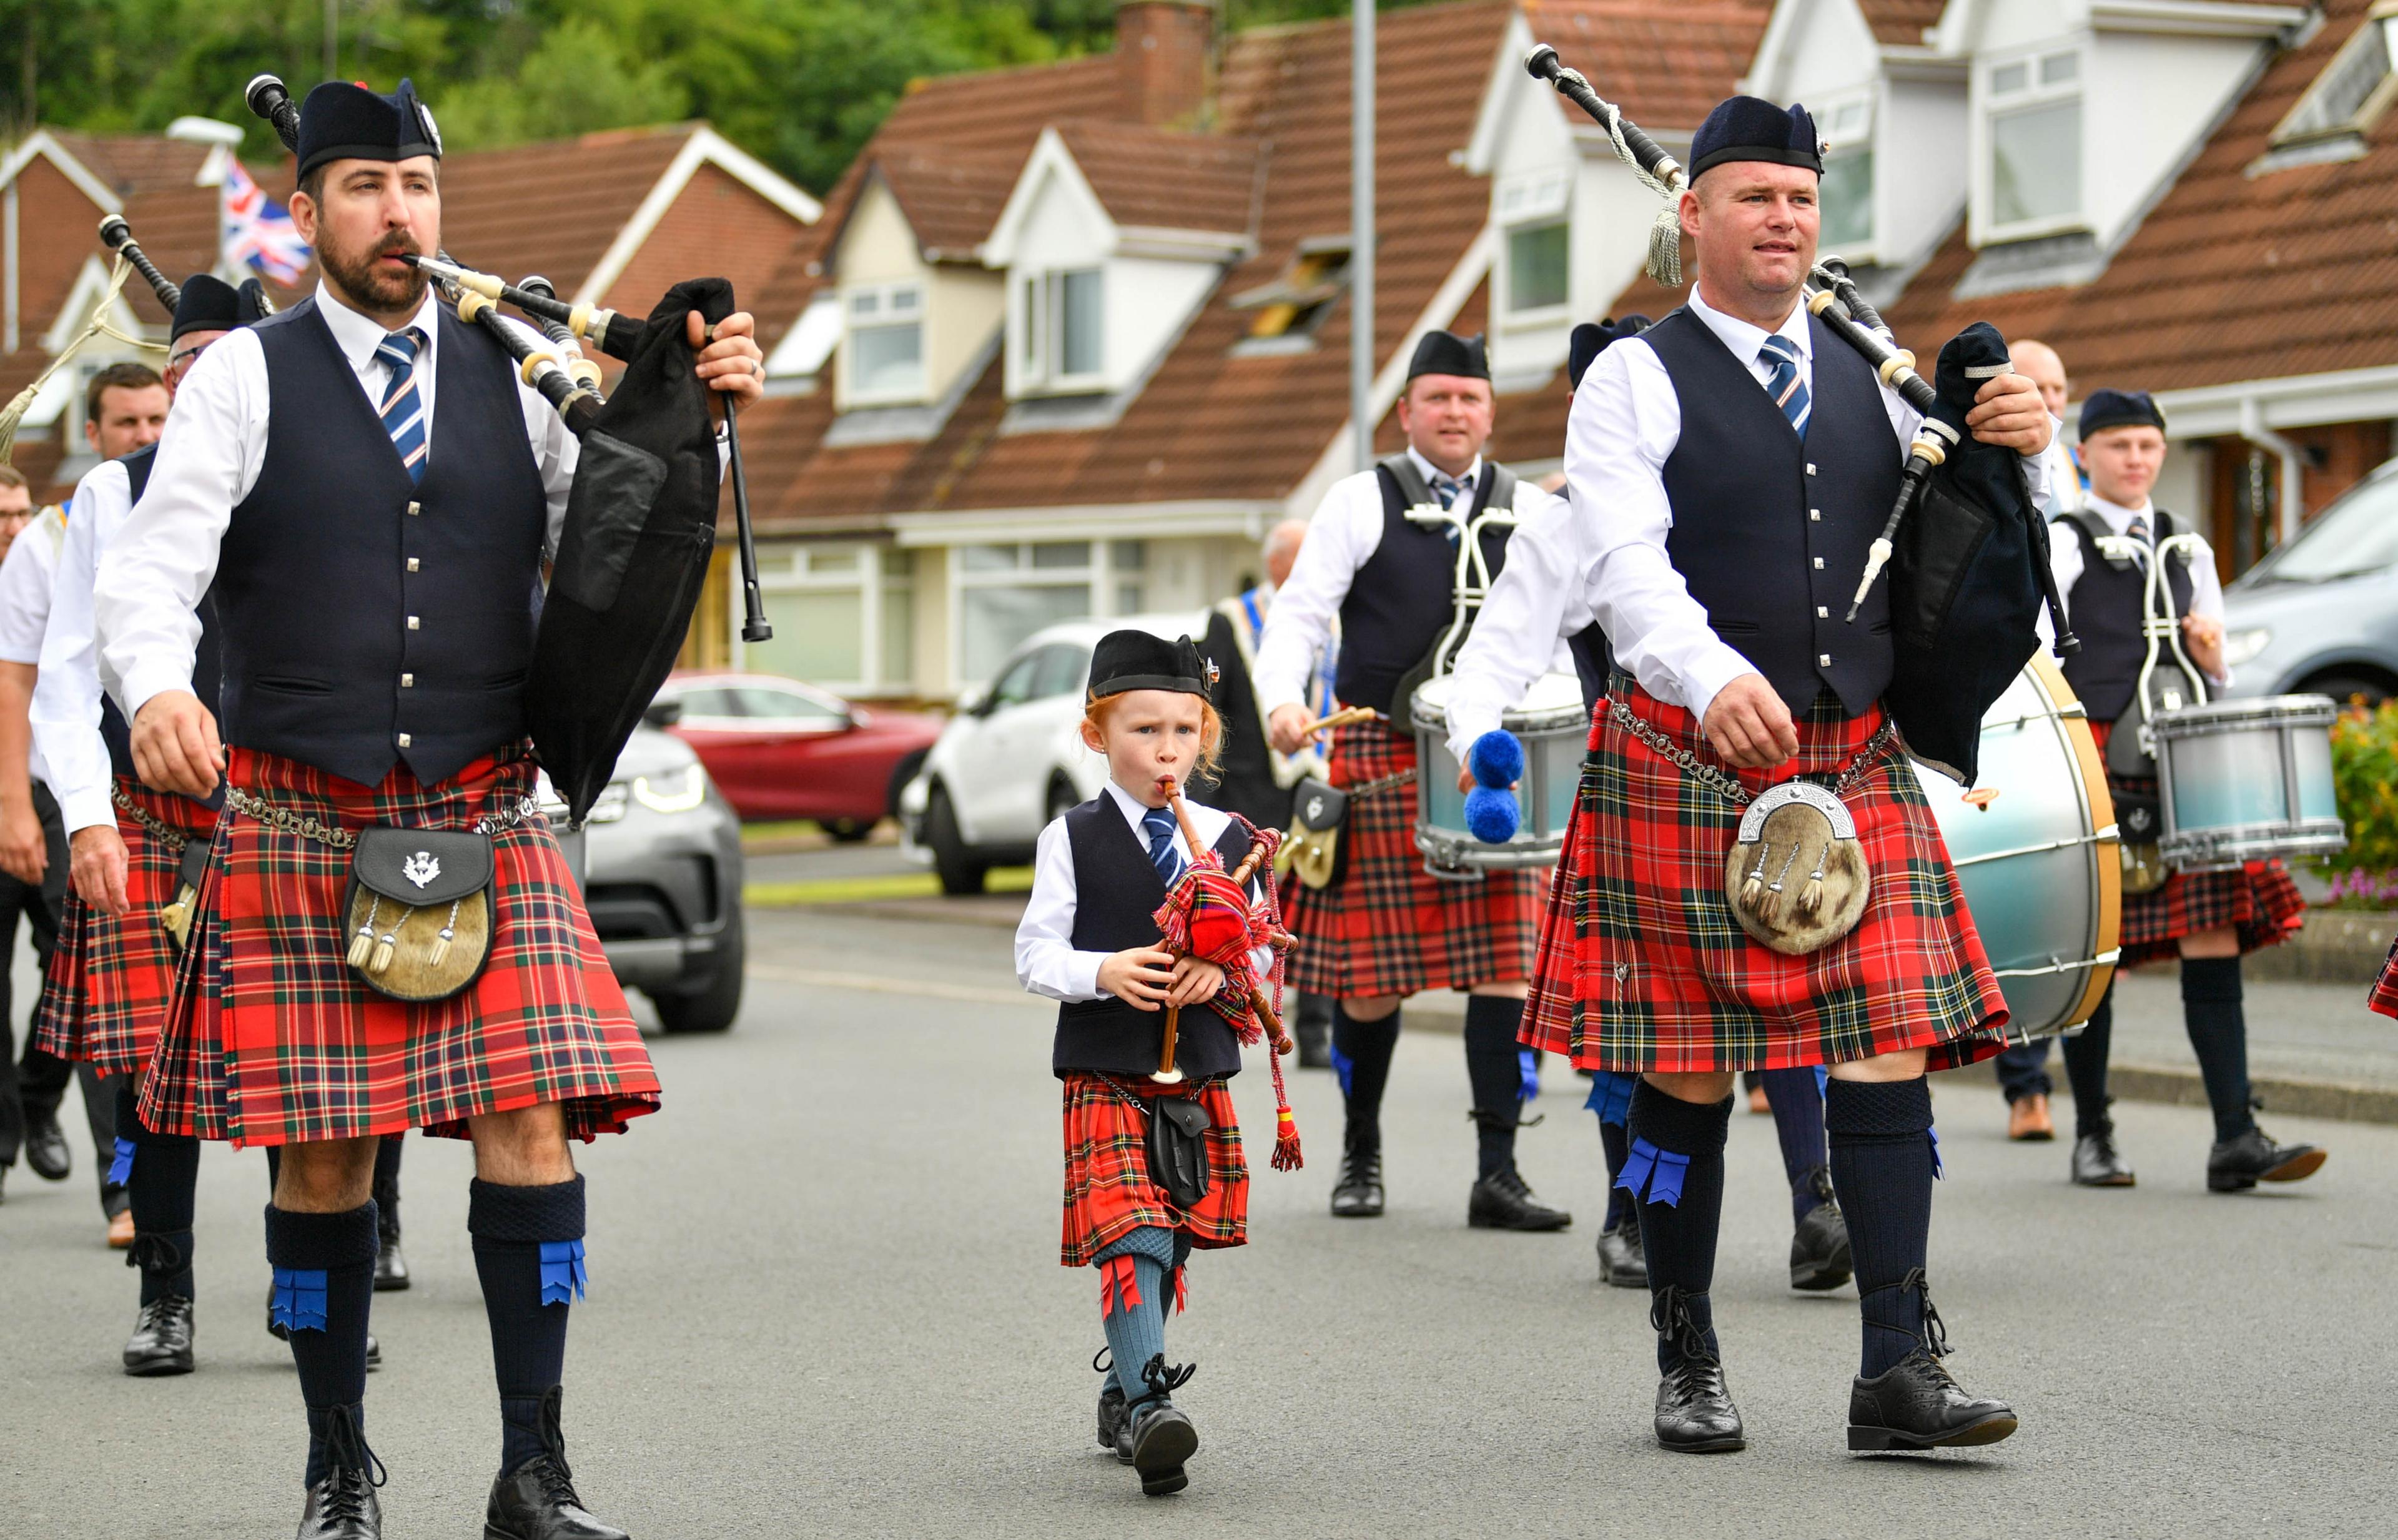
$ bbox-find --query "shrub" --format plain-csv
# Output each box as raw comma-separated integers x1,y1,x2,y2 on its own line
2319,699,2398,907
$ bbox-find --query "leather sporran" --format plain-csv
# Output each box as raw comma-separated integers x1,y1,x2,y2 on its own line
1277,776,1348,891
1144,1093,1214,1210
1722,782,1871,956
2112,787,2170,894
341,827,497,1003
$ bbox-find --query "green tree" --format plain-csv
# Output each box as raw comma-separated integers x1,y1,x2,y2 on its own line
435,17,691,151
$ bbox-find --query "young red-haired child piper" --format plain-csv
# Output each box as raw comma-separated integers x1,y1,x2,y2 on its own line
1014,629,1277,1498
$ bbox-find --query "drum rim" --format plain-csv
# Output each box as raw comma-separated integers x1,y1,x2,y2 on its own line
2151,693,2340,735
1408,671,1587,734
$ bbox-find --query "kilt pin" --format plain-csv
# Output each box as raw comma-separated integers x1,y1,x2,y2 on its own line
1523,682,2009,1074
138,743,659,1148
1059,1073,1247,1269
1285,721,1539,998
2088,719,2305,967
31,778,220,1077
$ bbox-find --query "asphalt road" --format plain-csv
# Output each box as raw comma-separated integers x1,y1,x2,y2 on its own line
2,905,2392,1539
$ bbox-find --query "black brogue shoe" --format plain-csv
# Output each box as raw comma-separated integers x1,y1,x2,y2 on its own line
1650,1287,1743,1453
484,1387,629,1540
1789,1168,1852,1291
1468,1167,1572,1232
2206,1126,2326,1192
123,1294,195,1376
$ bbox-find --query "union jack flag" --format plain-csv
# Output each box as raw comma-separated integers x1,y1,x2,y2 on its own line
220,160,310,285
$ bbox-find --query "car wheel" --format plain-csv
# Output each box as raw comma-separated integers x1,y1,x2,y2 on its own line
924,783,989,896
887,749,929,821
652,909,745,1035
2296,671,2394,709
1045,775,1079,825
822,818,874,843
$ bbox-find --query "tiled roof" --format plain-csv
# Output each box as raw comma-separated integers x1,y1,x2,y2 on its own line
1052,120,1263,235
874,144,1029,257
1522,0,1779,128
1880,0,2398,394
1857,1,1944,48
47,132,213,199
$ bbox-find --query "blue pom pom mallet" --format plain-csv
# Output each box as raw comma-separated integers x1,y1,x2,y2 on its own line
1464,729,1523,844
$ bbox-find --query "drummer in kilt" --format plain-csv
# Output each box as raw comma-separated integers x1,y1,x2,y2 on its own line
93,79,762,1540
1543,96,2061,1454
2036,389,2321,1192
1255,330,1571,1231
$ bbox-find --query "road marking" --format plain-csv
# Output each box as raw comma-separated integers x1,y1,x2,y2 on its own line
748,964,1037,1007
744,867,1035,907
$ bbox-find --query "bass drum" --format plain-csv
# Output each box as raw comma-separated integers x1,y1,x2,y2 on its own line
1901,657,2121,1044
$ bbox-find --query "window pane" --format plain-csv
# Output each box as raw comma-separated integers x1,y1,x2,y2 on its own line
879,581,914,686
806,548,859,574
2284,24,2392,138
732,685,844,721
987,651,1044,707
849,291,879,317
676,688,743,718
889,286,921,315
1819,149,1875,251
1991,61,2027,96
1031,541,1091,570
1111,539,1147,571
1990,101,2081,227
851,322,922,395
2040,51,2078,86
1117,581,1145,613
1032,645,1088,699
963,585,1091,683
1507,221,1570,313
883,547,916,577
751,590,862,684
962,543,1020,572
1059,269,1103,377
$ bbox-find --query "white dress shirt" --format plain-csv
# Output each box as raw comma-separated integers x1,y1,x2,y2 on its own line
31,461,132,834
1253,445,1557,715
1016,780,1273,1003
1560,285,2058,728
2042,490,2229,686
0,503,67,789
1443,486,1596,763
94,282,579,718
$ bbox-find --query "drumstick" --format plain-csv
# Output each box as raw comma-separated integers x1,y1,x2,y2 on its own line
1298,704,1376,738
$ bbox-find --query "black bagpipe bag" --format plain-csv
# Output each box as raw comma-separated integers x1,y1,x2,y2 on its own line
529,277,733,824
1881,320,2045,786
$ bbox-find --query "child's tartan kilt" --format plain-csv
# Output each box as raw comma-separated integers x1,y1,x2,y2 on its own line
1060,1072,1246,1268
1285,721,1538,998
30,779,219,1076
1522,683,2008,1074
2372,939,2398,1020
137,744,660,1148
2089,719,2306,967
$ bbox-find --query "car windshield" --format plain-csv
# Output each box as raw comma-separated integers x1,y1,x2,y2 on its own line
2240,468,2398,585
734,685,844,723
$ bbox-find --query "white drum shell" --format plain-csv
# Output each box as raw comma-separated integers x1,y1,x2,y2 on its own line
1411,672,1586,879
2153,694,2346,871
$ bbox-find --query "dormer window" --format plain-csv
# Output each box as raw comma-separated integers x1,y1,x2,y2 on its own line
1017,268,1104,393
844,281,925,403
1986,48,2082,239
1818,94,1875,255
2274,7,2398,146
1497,169,1571,321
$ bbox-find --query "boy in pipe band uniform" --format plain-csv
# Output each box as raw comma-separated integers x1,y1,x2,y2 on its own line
1543,96,2061,1453
1014,629,1276,1499
93,79,763,1540
1254,330,1570,1233
2033,388,2321,1192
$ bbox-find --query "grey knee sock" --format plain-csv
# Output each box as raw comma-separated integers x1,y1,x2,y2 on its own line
1095,1227,1176,1407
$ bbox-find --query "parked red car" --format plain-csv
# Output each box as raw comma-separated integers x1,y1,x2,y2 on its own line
654,673,944,837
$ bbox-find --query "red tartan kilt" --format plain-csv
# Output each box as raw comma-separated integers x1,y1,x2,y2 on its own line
1526,686,2007,1073
30,893,91,1062
2372,939,2398,1020
32,781,219,1076
2086,719,2308,966
1060,1072,1246,1268
137,746,661,1147
1285,721,1537,998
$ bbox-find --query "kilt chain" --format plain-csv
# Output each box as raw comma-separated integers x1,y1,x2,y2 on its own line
1603,698,1900,809
225,786,542,851
110,784,191,854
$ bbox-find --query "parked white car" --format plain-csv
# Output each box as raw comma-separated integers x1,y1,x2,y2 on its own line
898,611,1208,893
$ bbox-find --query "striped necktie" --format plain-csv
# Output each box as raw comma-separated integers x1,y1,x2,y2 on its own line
1431,471,1470,509
376,327,428,484
1142,804,1182,885
2126,515,2150,544
1759,333,1810,439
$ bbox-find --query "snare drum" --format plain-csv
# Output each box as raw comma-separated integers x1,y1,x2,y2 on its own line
2152,695,2347,871
1409,671,1586,879
1902,657,2120,1043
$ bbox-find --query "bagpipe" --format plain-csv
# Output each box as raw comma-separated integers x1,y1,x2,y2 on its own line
1524,44,2077,784
245,74,773,824
1147,775,1303,1173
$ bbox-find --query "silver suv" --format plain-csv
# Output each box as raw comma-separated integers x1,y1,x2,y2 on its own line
2220,458,2398,704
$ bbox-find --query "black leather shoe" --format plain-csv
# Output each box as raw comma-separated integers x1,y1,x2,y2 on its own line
1789,1170,1852,1291
24,1117,69,1181
1848,1350,2017,1451
373,1240,410,1291
366,1333,380,1371
485,1386,628,1540
2207,1126,2326,1192
1649,1288,1742,1453
1123,1356,1198,1497
1468,1168,1572,1232
1295,1012,1333,1070
1095,1348,1128,1451
298,1406,383,1539
123,1295,195,1376
1330,1145,1383,1218
2072,1127,2136,1187
1597,1222,1647,1289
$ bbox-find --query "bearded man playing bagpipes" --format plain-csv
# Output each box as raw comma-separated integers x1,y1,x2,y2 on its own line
93,79,764,1540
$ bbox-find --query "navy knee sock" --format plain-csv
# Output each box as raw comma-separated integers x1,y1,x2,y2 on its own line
1623,1081,1730,1371
264,1201,379,1485
117,1079,199,1303
2061,985,2116,1137
1826,1077,1937,1379
1095,1226,1175,1408
1463,995,1526,1178
468,1175,586,1477
372,1135,403,1232
1331,1004,1399,1155
2181,957,2256,1143
1760,1067,1828,1224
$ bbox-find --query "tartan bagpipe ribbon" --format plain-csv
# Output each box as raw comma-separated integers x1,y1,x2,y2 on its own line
1149,807,1303,1171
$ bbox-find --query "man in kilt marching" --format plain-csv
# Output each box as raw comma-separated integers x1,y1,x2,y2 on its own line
94,80,762,1539
2033,388,2321,1192
1255,330,1571,1232
1539,96,2060,1454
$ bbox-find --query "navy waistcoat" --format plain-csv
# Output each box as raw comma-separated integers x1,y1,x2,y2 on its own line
1053,796,1253,1081
217,299,547,786
1643,308,1902,715
1333,463,1511,716
2058,510,2196,724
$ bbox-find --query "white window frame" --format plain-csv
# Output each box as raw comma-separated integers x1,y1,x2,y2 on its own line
733,542,915,695
2271,9,2398,146
1815,90,1877,260
945,539,1148,684
1981,45,2085,243
1496,169,1572,325
1013,267,1107,395
841,280,927,407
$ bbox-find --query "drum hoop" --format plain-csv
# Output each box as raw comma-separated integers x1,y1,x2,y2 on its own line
2150,695,2339,737
2025,655,2121,1035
